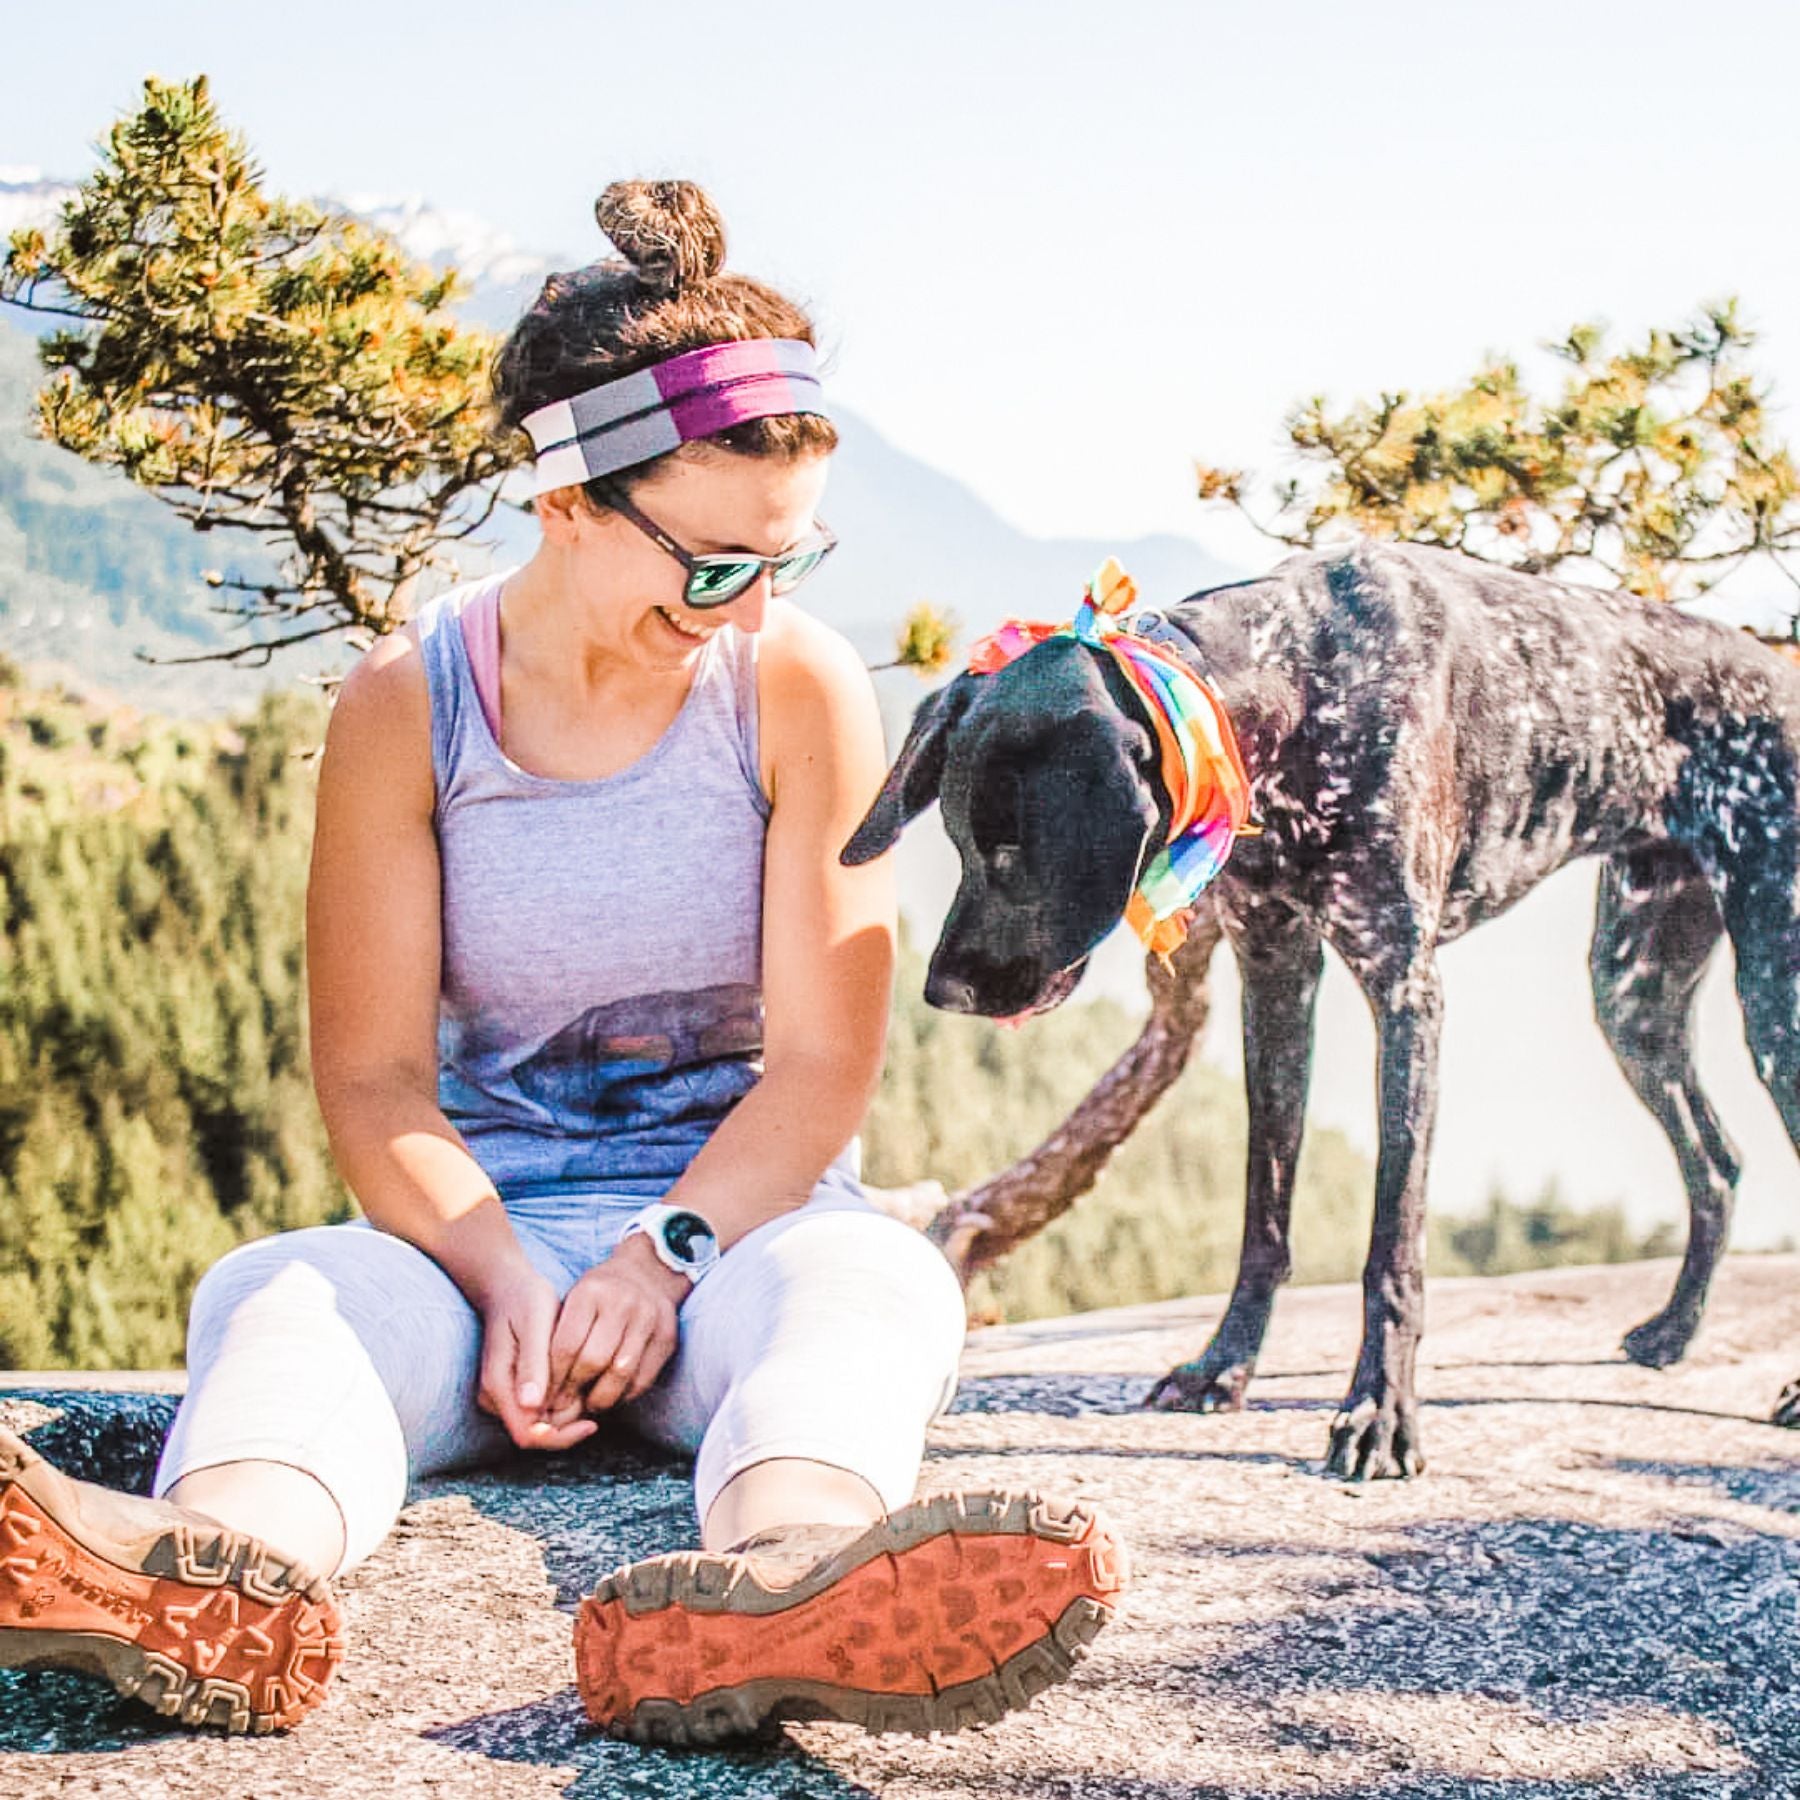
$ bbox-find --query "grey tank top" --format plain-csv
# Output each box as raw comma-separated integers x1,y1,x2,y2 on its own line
415,566,770,1201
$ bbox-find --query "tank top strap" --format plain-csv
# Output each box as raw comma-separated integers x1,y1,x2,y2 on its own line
413,567,768,818
412,571,505,821
717,621,770,818
460,582,503,743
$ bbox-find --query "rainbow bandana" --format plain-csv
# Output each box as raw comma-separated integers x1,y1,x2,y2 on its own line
521,338,829,495
966,559,1254,962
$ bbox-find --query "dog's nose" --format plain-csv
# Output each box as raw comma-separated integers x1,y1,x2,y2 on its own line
925,970,980,1014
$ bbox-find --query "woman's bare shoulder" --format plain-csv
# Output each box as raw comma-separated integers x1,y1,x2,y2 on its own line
754,602,883,803
756,600,872,707
322,621,432,807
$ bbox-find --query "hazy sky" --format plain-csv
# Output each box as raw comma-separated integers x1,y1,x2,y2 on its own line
8,0,1799,605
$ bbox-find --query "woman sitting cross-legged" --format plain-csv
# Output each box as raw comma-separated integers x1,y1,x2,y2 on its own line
0,177,1125,1746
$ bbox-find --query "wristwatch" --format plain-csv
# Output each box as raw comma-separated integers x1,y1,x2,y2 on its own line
619,1204,720,1286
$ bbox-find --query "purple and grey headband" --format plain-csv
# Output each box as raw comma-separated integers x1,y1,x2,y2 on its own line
520,338,829,495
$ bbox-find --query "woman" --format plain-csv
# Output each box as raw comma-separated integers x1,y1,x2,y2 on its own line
0,180,1124,1746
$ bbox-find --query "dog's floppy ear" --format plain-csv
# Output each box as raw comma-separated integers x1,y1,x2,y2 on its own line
841,674,979,865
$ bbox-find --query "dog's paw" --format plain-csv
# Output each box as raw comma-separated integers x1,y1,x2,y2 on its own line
1324,1392,1425,1481
1773,1380,1800,1429
1142,1360,1251,1414
1621,1309,1698,1370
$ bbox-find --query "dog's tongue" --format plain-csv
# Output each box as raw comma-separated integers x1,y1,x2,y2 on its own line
992,1011,1032,1031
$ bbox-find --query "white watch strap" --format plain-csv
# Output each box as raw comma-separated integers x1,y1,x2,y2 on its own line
621,1205,718,1283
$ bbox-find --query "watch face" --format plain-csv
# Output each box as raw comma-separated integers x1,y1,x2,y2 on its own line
662,1209,717,1264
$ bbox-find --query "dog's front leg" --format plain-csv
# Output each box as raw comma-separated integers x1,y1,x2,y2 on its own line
1324,956,1442,1480
1147,903,1323,1413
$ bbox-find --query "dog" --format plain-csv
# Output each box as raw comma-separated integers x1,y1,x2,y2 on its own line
843,537,1800,1478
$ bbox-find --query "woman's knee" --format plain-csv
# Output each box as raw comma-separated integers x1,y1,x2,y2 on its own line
766,1207,966,1346
187,1222,458,1353
709,1208,966,1402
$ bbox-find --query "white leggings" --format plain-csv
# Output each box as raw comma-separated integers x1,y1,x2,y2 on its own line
151,1176,967,1574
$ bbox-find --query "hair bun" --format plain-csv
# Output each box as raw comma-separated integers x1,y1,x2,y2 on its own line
594,180,726,296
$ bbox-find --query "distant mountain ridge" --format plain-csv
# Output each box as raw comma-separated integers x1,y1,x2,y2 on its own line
0,172,561,311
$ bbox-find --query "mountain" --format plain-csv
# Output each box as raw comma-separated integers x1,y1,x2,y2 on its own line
0,174,558,322
0,170,69,249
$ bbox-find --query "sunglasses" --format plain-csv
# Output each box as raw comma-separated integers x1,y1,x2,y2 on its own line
589,477,839,609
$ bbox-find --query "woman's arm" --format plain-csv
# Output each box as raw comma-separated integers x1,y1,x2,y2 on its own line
661,602,897,1236
543,605,896,1414
306,631,593,1450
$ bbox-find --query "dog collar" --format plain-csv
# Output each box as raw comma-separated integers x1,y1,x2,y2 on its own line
965,559,1253,962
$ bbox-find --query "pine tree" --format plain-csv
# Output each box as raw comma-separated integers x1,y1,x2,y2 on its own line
1194,302,1800,612
0,75,517,664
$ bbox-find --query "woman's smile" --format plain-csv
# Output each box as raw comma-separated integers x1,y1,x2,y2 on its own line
653,603,722,644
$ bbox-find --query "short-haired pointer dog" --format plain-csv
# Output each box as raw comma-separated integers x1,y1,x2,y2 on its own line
844,539,1800,1477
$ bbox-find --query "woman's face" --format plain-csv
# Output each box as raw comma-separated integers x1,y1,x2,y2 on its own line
543,448,831,669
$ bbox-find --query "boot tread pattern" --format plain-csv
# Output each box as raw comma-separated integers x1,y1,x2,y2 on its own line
0,1448,343,1734
574,1488,1126,1746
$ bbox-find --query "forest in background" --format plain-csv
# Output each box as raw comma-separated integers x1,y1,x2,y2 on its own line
0,671,1684,1370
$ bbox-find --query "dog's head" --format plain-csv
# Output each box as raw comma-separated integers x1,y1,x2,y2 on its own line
842,636,1166,1020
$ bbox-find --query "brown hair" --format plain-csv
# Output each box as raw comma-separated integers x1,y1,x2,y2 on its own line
490,179,837,502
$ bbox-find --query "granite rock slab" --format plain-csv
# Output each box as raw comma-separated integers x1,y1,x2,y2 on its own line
2,1254,1798,1798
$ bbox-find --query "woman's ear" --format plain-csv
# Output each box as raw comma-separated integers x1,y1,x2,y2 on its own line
533,485,591,546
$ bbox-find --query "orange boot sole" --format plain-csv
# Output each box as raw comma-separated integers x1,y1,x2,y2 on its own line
0,1431,344,1732
574,1488,1127,1746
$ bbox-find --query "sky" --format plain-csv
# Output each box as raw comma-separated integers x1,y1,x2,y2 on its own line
7,0,1800,609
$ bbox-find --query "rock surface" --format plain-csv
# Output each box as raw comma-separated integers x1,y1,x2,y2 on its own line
2,1253,1798,1798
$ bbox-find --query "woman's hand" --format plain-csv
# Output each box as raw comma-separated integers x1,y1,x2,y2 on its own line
541,1236,685,1424
477,1267,599,1451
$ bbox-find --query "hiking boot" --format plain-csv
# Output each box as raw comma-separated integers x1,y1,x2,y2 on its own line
0,1424,344,1732
573,1487,1127,1746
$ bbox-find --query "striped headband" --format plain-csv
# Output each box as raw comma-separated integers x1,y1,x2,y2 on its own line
521,338,829,495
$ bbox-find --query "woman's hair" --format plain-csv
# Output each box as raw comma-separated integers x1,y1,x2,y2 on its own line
490,179,837,502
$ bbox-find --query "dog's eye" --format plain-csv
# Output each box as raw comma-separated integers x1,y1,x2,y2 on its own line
973,771,1027,858
991,843,1023,880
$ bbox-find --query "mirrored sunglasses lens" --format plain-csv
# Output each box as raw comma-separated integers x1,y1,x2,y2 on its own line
686,560,761,607
770,547,827,595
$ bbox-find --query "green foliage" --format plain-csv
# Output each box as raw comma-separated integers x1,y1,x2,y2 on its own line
1197,301,1800,606
1436,1180,1678,1278
0,679,348,1368
0,74,518,661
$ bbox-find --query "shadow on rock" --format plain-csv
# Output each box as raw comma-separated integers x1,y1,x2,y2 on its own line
0,1670,190,1755
0,1390,178,1493
1141,1502,1800,1794
419,1419,696,1611
949,1372,1163,1416
1604,1456,1800,1513
425,1690,883,1798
